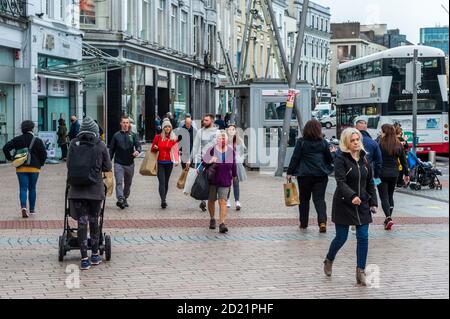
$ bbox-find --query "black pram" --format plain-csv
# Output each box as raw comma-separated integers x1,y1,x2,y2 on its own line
58,185,112,262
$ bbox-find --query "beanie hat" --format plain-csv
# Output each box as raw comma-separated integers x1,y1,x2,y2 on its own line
79,116,99,137
162,119,172,129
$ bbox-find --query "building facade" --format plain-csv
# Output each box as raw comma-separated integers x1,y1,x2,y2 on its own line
80,0,221,143
361,24,412,49
0,0,83,162
420,27,449,55
330,22,387,96
286,0,331,104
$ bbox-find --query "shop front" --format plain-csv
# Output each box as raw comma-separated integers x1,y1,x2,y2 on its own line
0,84,14,163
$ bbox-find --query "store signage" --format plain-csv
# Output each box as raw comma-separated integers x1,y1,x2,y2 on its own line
37,76,47,96
262,89,289,97
38,131,57,158
48,79,69,97
402,88,430,95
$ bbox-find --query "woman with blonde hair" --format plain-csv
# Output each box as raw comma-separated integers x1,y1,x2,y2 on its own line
151,119,180,209
200,131,237,233
323,128,378,286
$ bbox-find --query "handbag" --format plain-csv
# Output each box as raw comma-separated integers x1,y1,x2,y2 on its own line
13,136,37,168
177,167,190,190
284,178,300,207
191,168,210,201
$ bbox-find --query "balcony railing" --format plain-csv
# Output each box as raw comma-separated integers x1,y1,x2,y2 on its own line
0,0,26,20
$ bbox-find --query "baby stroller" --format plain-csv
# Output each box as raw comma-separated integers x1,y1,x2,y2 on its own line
58,185,112,262
408,151,443,191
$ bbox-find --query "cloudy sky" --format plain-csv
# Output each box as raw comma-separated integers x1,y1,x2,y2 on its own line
319,0,449,44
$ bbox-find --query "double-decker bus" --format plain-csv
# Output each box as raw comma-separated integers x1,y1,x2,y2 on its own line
336,45,449,154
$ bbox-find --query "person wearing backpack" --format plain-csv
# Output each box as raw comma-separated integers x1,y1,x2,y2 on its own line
109,116,142,210
2,120,47,218
67,117,112,270
287,120,336,233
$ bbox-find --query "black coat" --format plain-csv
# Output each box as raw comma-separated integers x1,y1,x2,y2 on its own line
332,151,378,226
2,133,47,169
287,138,334,177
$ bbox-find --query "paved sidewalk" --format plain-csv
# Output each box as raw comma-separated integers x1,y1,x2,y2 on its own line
0,160,448,299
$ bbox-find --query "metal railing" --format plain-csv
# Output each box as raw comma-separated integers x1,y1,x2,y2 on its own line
0,0,26,19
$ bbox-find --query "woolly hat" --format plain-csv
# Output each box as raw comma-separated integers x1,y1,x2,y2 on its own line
79,116,99,137
162,119,173,129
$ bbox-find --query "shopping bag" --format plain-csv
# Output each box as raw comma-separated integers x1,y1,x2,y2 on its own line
103,172,114,197
191,169,210,201
139,150,158,176
177,168,190,190
183,168,198,195
284,178,300,207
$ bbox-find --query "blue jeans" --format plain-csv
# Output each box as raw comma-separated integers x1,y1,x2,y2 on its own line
326,224,369,269
17,173,39,211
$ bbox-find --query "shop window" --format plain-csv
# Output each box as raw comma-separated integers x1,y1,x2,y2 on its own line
265,102,296,121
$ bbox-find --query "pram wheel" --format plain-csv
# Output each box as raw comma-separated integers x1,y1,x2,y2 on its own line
58,235,65,262
105,235,112,261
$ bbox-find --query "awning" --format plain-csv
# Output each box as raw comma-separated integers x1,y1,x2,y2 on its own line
36,73,83,82
37,43,128,80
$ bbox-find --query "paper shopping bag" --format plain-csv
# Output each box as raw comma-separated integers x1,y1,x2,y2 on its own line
284,179,300,207
139,150,158,176
103,172,114,197
177,168,190,190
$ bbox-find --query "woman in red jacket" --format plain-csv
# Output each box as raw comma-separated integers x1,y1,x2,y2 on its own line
151,119,180,209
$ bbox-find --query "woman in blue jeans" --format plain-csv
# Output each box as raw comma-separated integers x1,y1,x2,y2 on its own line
2,121,47,218
323,128,378,286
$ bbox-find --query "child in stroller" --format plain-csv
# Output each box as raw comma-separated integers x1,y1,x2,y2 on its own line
408,151,443,191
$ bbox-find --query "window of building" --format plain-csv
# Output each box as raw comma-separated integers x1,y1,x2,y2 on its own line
141,0,151,40
126,0,134,35
80,0,110,29
157,0,166,46
350,45,357,59
171,5,178,50
194,15,199,56
181,11,188,54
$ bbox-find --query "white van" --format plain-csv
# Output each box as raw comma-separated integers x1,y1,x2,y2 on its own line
314,103,333,120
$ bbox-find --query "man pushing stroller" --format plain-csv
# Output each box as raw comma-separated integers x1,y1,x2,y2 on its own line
67,117,112,270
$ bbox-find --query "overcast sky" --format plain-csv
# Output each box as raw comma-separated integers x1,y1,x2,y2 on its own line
319,0,449,44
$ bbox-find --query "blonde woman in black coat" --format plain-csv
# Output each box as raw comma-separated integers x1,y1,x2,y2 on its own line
323,128,378,286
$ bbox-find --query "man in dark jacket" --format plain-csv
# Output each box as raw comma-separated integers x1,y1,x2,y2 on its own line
109,116,142,209
68,116,80,141
355,117,382,180
67,117,112,270
3,120,47,218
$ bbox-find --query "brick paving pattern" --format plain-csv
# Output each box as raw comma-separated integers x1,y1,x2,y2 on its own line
0,160,448,299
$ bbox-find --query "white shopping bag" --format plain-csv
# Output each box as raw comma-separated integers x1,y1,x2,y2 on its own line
183,168,198,195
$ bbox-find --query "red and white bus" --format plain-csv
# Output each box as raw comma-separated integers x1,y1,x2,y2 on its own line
336,45,449,155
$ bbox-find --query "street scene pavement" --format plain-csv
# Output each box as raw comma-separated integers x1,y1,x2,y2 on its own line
0,157,448,299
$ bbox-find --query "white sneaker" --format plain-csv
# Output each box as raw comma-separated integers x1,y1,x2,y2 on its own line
226,200,231,208
236,201,242,211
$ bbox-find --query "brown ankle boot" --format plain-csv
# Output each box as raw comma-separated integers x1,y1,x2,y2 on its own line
323,259,333,277
356,268,367,286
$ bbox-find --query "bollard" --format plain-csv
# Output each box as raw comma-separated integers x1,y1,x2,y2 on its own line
428,151,437,167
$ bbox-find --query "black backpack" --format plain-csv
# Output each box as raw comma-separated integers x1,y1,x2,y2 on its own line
67,138,102,186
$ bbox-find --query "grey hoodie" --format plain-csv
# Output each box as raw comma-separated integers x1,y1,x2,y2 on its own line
191,126,219,164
